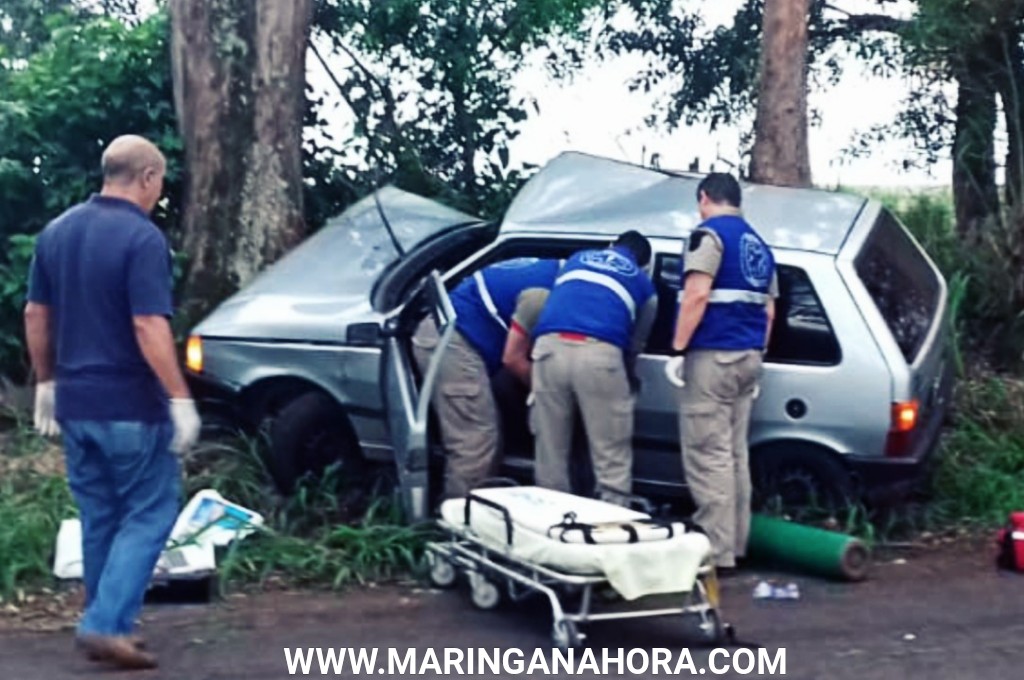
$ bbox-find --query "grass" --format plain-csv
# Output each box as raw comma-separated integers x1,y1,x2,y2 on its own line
0,424,428,601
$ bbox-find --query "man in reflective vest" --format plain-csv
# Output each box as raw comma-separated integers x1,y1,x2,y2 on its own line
670,173,778,571
412,257,560,500
531,231,657,506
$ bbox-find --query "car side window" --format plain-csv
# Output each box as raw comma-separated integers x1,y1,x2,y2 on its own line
645,255,840,366
766,266,841,366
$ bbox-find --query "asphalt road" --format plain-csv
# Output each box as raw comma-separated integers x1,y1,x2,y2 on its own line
1,536,1021,679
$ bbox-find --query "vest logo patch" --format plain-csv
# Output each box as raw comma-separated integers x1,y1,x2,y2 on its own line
740,233,771,288
580,250,637,277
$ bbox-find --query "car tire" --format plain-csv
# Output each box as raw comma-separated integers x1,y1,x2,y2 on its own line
751,445,854,515
268,391,365,494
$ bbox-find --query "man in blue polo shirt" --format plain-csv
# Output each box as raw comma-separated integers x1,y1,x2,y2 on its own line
670,172,777,571
412,257,560,500
25,135,200,669
531,231,657,506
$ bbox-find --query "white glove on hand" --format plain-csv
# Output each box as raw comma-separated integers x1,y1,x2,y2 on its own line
33,381,60,437
664,355,686,388
169,398,202,455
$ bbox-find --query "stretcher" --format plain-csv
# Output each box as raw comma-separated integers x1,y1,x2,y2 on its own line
424,486,729,649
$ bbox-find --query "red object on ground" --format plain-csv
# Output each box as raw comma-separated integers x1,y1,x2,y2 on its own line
997,512,1024,572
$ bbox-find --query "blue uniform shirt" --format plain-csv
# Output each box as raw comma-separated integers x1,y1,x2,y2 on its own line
27,195,174,422
451,257,561,374
684,214,775,351
533,246,655,351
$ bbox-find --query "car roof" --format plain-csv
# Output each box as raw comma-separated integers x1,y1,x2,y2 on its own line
500,152,868,255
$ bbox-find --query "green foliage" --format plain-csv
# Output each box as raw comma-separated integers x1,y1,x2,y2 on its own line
0,12,183,237
182,434,426,590
0,235,37,381
931,377,1024,525
313,0,605,218
0,466,77,598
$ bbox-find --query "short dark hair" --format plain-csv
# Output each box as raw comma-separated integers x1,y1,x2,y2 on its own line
696,172,742,208
613,230,651,268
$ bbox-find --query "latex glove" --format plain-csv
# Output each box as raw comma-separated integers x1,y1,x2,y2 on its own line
33,381,60,437
664,355,686,388
170,398,202,454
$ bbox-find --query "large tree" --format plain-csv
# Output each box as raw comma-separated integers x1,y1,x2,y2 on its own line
750,0,812,186
170,0,314,321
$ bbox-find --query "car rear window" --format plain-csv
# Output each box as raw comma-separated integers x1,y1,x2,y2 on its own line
854,209,941,364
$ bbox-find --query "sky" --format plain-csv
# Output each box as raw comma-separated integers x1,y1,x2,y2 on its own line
309,0,952,189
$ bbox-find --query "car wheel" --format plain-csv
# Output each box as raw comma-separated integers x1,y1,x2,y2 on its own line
268,391,365,494
752,446,854,516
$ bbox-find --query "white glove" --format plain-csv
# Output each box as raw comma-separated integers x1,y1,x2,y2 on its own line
664,355,685,388
33,381,60,437
169,398,202,454
526,392,536,407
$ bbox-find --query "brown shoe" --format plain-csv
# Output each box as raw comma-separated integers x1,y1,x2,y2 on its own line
75,635,158,669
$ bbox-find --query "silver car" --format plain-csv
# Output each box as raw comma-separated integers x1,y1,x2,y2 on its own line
186,152,953,520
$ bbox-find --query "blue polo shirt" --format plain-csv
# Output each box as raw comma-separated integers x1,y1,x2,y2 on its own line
27,195,173,422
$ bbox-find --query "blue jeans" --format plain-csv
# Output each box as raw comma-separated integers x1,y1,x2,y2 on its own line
61,420,181,636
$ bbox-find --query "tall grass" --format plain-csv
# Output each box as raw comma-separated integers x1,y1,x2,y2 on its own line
0,429,426,599
0,470,76,598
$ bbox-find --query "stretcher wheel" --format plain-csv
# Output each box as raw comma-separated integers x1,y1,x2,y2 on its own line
469,572,501,610
682,609,725,645
552,620,581,650
428,554,457,588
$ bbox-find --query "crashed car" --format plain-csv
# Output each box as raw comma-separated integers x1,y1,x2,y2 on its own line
185,152,953,519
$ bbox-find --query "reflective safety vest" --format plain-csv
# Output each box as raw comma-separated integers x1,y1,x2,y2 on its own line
451,258,561,374
533,246,655,351
684,214,775,351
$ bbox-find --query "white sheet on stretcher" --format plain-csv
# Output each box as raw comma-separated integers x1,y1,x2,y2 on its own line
440,486,712,601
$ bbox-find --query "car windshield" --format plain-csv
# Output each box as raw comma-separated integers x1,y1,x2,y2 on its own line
238,187,480,302
854,209,941,363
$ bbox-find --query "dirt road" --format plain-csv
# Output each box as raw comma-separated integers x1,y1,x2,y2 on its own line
1,537,1021,679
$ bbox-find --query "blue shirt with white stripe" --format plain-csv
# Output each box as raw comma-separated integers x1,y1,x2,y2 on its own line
533,246,655,351
451,258,561,375
684,214,775,351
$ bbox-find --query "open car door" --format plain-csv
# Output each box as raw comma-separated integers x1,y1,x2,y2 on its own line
383,271,455,522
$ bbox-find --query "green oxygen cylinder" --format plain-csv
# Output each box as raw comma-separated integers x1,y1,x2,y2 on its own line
746,514,872,581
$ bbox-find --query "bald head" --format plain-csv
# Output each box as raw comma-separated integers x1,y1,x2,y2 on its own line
100,135,166,214
102,135,165,184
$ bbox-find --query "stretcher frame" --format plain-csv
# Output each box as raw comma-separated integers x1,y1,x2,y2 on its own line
424,498,728,649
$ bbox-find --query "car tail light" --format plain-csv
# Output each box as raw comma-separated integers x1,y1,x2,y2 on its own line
186,335,203,373
885,399,919,457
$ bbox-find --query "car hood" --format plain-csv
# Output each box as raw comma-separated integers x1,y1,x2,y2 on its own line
191,186,480,343
501,152,865,254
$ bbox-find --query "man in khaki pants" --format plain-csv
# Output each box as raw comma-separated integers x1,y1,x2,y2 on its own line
670,173,777,571
531,231,657,506
413,258,560,500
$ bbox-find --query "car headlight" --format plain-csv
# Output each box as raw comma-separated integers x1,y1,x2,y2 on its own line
186,335,203,373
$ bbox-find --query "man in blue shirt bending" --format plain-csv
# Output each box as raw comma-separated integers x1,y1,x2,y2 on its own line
25,135,201,669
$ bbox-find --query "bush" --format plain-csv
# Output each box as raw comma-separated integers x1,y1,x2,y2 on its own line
930,376,1024,524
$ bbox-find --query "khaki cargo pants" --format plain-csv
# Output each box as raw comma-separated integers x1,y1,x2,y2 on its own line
412,317,500,500
678,349,763,568
531,334,634,506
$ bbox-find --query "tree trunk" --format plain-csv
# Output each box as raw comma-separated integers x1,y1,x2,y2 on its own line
952,66,1000,242
170,0,313,322
995,35,1024,209
749,0,812,187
